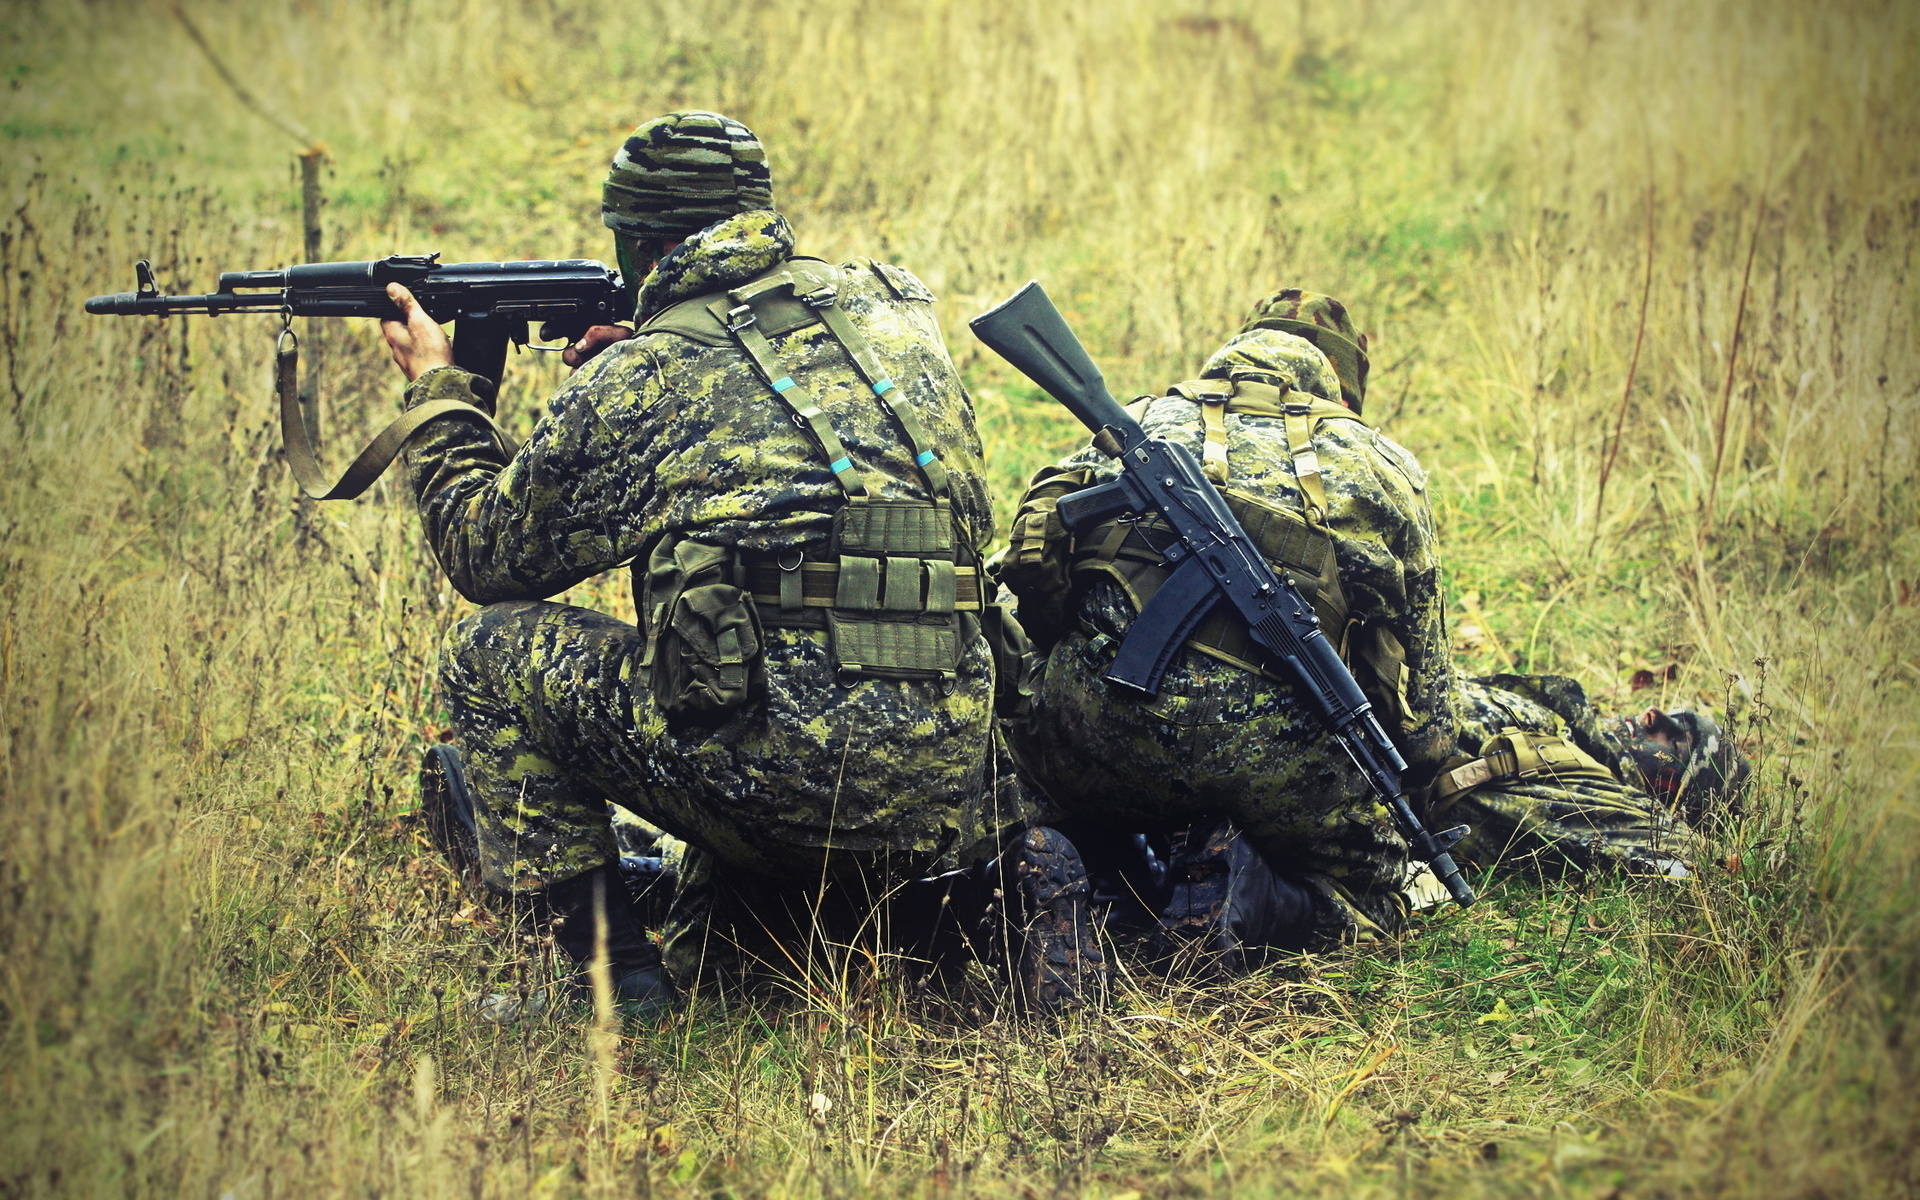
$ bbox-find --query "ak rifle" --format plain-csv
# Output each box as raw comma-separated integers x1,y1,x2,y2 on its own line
970,281,1476,907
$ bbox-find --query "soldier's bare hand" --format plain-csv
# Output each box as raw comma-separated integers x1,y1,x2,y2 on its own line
561,324,633,370
381,283,455,382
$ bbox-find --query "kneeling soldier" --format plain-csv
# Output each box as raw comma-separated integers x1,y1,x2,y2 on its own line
998,290,1448,948
384,113,1053,1015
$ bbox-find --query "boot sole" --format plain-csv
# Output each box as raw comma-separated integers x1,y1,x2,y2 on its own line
1015,827,1108,1014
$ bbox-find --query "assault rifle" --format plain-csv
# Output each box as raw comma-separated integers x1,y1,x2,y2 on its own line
86,254,627,498
970,282,1476,907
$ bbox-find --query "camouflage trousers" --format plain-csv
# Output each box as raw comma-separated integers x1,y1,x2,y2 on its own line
1434,673,1704,879
439,600,1019,898
1010,623,1410,945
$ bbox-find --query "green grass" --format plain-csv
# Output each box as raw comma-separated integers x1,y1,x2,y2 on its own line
2,0,1917,1195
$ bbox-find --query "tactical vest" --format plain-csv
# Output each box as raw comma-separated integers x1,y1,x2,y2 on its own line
1069,375,1412,726
636,257,979,691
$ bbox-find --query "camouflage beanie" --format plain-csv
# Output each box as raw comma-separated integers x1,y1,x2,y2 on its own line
1199,329,1343,404
1238,289,1370,413
603,111,774,242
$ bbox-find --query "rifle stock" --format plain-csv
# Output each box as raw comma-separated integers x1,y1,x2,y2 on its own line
969,282,1142,447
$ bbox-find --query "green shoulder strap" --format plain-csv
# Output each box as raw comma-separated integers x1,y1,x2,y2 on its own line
708,273,870,501
808,293,951,499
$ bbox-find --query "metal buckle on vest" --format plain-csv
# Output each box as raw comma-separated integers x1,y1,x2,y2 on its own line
1283,400,1313,416
724,303,757,332
798,284,837,308
777,549,804,572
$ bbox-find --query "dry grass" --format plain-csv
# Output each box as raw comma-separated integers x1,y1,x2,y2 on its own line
1,0,1916,1195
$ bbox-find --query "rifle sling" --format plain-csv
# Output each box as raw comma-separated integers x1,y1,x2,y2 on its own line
276,329,517,501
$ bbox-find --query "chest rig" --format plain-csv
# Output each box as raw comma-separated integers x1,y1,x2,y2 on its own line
1069,375,1411,725
641,258,980,688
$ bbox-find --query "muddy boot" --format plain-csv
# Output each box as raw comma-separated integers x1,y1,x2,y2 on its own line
1007,826,1107,1015
1150,820,1319,971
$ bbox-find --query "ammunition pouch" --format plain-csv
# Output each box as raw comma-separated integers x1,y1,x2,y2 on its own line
639,539,766,722
741,499,980,688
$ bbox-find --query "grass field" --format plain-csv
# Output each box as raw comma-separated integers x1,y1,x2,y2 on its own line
2,0,1917,1195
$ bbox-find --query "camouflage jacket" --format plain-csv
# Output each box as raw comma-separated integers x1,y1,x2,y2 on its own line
399,209,994,603
1002,330,1458,782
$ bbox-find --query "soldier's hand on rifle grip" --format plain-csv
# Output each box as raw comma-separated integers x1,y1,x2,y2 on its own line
380,282,455,382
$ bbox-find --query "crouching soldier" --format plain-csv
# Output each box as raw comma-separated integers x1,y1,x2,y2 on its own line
998,289,1451,951
999,288,1747,967
385,112,1055,1016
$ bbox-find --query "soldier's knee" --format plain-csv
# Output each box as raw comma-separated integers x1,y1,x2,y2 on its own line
440,601,562,689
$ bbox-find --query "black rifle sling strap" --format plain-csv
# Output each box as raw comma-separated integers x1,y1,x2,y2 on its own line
276,327,518,501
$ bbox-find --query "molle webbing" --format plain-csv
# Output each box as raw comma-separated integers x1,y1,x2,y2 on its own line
1073,489,1348,679
821,499,966,683
741,559,984,612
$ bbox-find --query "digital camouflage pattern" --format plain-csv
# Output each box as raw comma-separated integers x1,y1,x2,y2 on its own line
631,208,796,328
1238,288,1371,413
404,208,1016,895
1004,329,1453,944
602,111,773,242
1434,673,1708,878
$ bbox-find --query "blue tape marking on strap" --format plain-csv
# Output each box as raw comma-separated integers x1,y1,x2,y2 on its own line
829,457,853,474
772,376,797,393
872,378,895,396
916,450,937,466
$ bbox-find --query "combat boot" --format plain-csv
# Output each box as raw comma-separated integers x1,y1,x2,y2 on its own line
544,863,679,1021
1007,826,1107,1014
1150,820,1319,971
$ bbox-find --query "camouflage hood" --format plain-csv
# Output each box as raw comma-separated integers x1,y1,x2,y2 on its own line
1238,289,1369,413
1198,329,1344,405
634,208,796,322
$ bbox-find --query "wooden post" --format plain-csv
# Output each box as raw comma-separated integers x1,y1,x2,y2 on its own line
298,147,327,444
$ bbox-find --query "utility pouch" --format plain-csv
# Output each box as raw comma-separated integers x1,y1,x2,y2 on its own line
980,599,1037,719
1353,623,1412,733
641,538,765,721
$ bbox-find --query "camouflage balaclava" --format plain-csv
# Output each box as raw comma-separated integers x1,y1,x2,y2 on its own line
603,111,774,294
1238,289,1370,414
1605,709,1753,830
1198,329,1344,404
